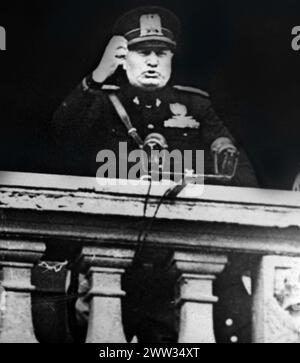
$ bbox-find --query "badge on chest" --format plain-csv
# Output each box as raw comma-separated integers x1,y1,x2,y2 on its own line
164,103,200,129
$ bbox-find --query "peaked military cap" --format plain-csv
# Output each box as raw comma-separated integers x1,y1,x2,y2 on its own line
113,6,180,50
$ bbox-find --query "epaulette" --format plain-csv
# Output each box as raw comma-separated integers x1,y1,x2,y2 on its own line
101,84,120,91
173,85,210,98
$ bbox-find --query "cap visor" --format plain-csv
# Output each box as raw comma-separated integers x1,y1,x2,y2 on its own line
128,36,176,50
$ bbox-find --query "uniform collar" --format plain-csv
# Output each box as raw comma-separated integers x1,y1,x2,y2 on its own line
121,84,174,108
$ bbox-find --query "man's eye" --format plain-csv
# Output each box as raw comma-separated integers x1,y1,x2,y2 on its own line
138,50,150,56
157,51,167,57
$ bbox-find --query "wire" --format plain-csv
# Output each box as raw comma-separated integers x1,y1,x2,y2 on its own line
133,185,173,267
126,184,174,310
132,176,153,266
143,176,153,217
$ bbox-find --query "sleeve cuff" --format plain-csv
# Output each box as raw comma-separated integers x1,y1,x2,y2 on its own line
82,74,104,92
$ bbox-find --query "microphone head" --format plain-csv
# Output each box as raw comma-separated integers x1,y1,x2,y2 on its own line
144,133,168,150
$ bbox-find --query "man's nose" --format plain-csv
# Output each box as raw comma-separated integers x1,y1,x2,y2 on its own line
146,52,159,67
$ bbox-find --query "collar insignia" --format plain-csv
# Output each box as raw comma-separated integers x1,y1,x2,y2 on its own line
133,97,140,105
133,97,161,108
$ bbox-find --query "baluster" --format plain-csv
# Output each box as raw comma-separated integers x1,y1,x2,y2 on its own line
0,240,45,343
82,246,134,343
172,252,227,343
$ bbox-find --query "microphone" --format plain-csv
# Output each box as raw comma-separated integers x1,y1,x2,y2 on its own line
142,133,169,174
143,133,168,151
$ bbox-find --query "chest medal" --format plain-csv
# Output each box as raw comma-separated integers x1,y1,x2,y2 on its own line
164,103,200,129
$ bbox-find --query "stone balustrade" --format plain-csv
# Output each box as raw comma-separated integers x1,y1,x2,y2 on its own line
0,171,300,343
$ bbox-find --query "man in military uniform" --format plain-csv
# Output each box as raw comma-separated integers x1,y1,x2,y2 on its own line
51,6,258,343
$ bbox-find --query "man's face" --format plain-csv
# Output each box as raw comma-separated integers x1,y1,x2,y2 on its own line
125,46,174,90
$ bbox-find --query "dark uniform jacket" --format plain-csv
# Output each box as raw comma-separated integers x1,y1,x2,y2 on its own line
51,77,257,343
51,76,257,188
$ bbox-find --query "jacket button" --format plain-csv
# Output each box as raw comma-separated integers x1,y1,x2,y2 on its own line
230,336,238,343
225,319,233,327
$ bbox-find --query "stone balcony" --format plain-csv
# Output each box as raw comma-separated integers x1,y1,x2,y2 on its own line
0,171,300,343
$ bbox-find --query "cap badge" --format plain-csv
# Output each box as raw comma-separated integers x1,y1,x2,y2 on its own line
140,14,163,37
164,103,200,129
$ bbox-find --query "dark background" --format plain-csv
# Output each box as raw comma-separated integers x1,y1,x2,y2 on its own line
0,0,300,189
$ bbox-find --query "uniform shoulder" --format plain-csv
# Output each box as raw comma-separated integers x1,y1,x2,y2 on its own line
173,85,210,98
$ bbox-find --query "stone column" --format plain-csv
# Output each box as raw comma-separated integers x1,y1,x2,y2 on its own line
0,240,46,343
172,252,228,343
82,246,134,343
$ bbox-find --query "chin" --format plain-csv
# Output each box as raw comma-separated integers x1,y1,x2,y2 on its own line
139,81,165,91
142,85,162,91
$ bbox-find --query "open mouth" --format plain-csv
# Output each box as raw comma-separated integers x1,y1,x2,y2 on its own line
143,71,160,78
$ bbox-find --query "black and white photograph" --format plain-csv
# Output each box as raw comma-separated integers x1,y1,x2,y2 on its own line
0,0,300,346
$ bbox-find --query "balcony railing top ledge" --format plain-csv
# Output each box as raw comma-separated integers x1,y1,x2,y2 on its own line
0,171,299,230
